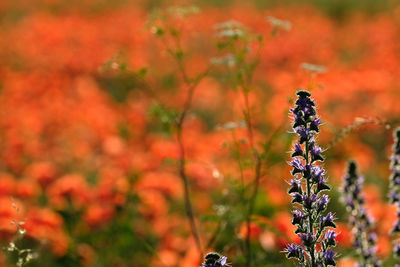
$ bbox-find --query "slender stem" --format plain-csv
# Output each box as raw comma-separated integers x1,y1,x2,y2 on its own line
175,74,207,259
231,130,245,192
305,139,316,267
177,124,203,256
243,90,262,267
159,29,209,258
206,220,222,249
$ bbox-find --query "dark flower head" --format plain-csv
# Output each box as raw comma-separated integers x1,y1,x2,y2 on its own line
310,144,323,162
296,90,311,98
292,210,306,225
295,126,309,144
201,252,228,267
393,128,400,154
317,177,330,192
325,230,337,247
303,194,317,210
389,191,400,203
323,250,336,266
344,197,354,210
291,143,303,157
284,243,303,259
347,161,357,176
364,246,377,259
293,99,313,115
367,232,377,245
291,158,304,175
292,193,303,204
299,233,315,247
392,220,400,233
311,166,325,182
317,195,329,212
390,127,400,241
393,176,400,186
303,164,312,179
310,117,321,132
293,114,306,129
359,208,373,227
292,91,316,122
288,178,302,194
320,212,336,229
394,243,400,257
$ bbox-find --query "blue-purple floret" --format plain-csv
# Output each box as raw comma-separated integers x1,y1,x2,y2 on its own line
389,127,400,259
284,244,304,260
394,243,400,257
289,178,302,194
323,250,336,266
316,195,329,212
342,161,381,266
292,143,304,157
285,90,336,266
325,230,337,247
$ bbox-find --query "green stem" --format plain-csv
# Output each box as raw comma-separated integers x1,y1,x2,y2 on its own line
243,90,262,267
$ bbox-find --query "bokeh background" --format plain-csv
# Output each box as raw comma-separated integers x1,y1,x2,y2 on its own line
1,0,400,266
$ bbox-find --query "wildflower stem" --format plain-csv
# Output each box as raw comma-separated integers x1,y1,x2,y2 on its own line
242,89,262,267
175,73,208,259
286,91,336,266
230,130,245,193
161,28,209,258
305,139,316,267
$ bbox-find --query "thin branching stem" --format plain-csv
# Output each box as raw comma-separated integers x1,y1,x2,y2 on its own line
156,26,211,258
175,72,208,259
242,89,262,267
231,130,246,192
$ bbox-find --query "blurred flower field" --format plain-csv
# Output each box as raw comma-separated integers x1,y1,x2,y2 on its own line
1,0,400,266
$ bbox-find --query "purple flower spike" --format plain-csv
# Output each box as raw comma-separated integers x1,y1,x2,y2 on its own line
390,128,400,259
286,90,335,266
342,161,380,266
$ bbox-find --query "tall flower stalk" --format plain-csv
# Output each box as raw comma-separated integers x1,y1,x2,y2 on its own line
389,127,400,259
342,161,381,266
285,90,337,266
